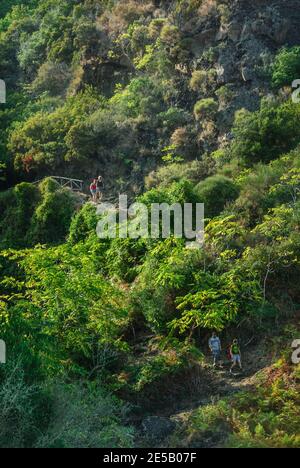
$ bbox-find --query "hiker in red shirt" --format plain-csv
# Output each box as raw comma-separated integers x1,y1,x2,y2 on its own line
90,179,97,203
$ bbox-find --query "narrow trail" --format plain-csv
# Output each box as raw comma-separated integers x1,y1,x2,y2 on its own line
136,343,272,437
134,343,275,448
134,343,274,448
168,344,271,422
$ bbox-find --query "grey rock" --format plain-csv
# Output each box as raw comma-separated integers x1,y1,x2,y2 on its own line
251,19,269,37
271,18,290,44
193,28,216,46
227,21,242,42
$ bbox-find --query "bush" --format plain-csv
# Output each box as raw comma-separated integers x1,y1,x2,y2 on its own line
68,203,98,244
0,179,79,248
30,192,76,244
0,182,40,248
194,98,218,120
105,237,148,282
195,175,239,217
0,360,50,448
28,181,78,244
272,46,300,88
145,159,215,189
190,69,217,94
160,24,180,45
30,61,72,97
36,382,134,448
231,99,300,165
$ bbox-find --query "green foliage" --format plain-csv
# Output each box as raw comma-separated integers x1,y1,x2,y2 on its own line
29,185,77,245
1,0,300,449
123,339,202,393
170,269,263,333
174,358,300,448
19,244,130,363
36,382,134,448
105,237,147,282
194,98,218,120
231,99,300,165
190,69,217,94
195,175,239,218
0,360,50,448
145,159,214,190
10,90,103,173
110,77,165,119
0,182,40,248
68,203,98,245
30,61,72,97
272,46,300,88
0,179,79,248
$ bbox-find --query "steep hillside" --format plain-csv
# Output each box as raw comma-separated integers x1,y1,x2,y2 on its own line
0,0,299,449
1,0,300,195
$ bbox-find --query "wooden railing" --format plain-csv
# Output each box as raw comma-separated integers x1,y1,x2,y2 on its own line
34,176,84,192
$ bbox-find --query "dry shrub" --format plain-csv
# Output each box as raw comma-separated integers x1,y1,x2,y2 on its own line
100,0,154,36
198,0,218,18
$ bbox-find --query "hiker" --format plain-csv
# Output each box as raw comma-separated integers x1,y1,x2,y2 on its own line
96,175,104,202
230,339,243,374
90,179,97,203
208,332,222,368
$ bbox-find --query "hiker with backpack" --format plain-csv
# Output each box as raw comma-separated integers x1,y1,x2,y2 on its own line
208,332,222,368
90,179,97,203
230,339,243,374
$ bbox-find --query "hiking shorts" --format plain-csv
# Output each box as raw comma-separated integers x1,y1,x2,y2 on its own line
232,354,241,364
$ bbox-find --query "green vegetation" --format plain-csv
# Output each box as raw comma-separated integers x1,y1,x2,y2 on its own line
272,46,300,88
195,175,239,217
0,0,299,449
170,337,300,448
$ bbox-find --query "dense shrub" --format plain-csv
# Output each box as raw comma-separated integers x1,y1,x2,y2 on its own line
145,159,215,189
68,202,98,244
194,98,218,120
190,69,217,94
0,179,79,248
195,175,239,217
29,187,78,244
231,99,300,165
30,61,72,97
0,182,40,248
36,383,134,448
0,360,50,448
272,46,300,88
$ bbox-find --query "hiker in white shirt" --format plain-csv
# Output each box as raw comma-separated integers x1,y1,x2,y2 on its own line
209,332,222,368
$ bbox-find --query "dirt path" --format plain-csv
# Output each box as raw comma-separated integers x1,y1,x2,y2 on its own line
135,346,273,448
168,344,271,425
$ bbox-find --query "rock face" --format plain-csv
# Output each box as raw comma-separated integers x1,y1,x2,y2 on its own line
185,0,300,145
142,416,176,442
